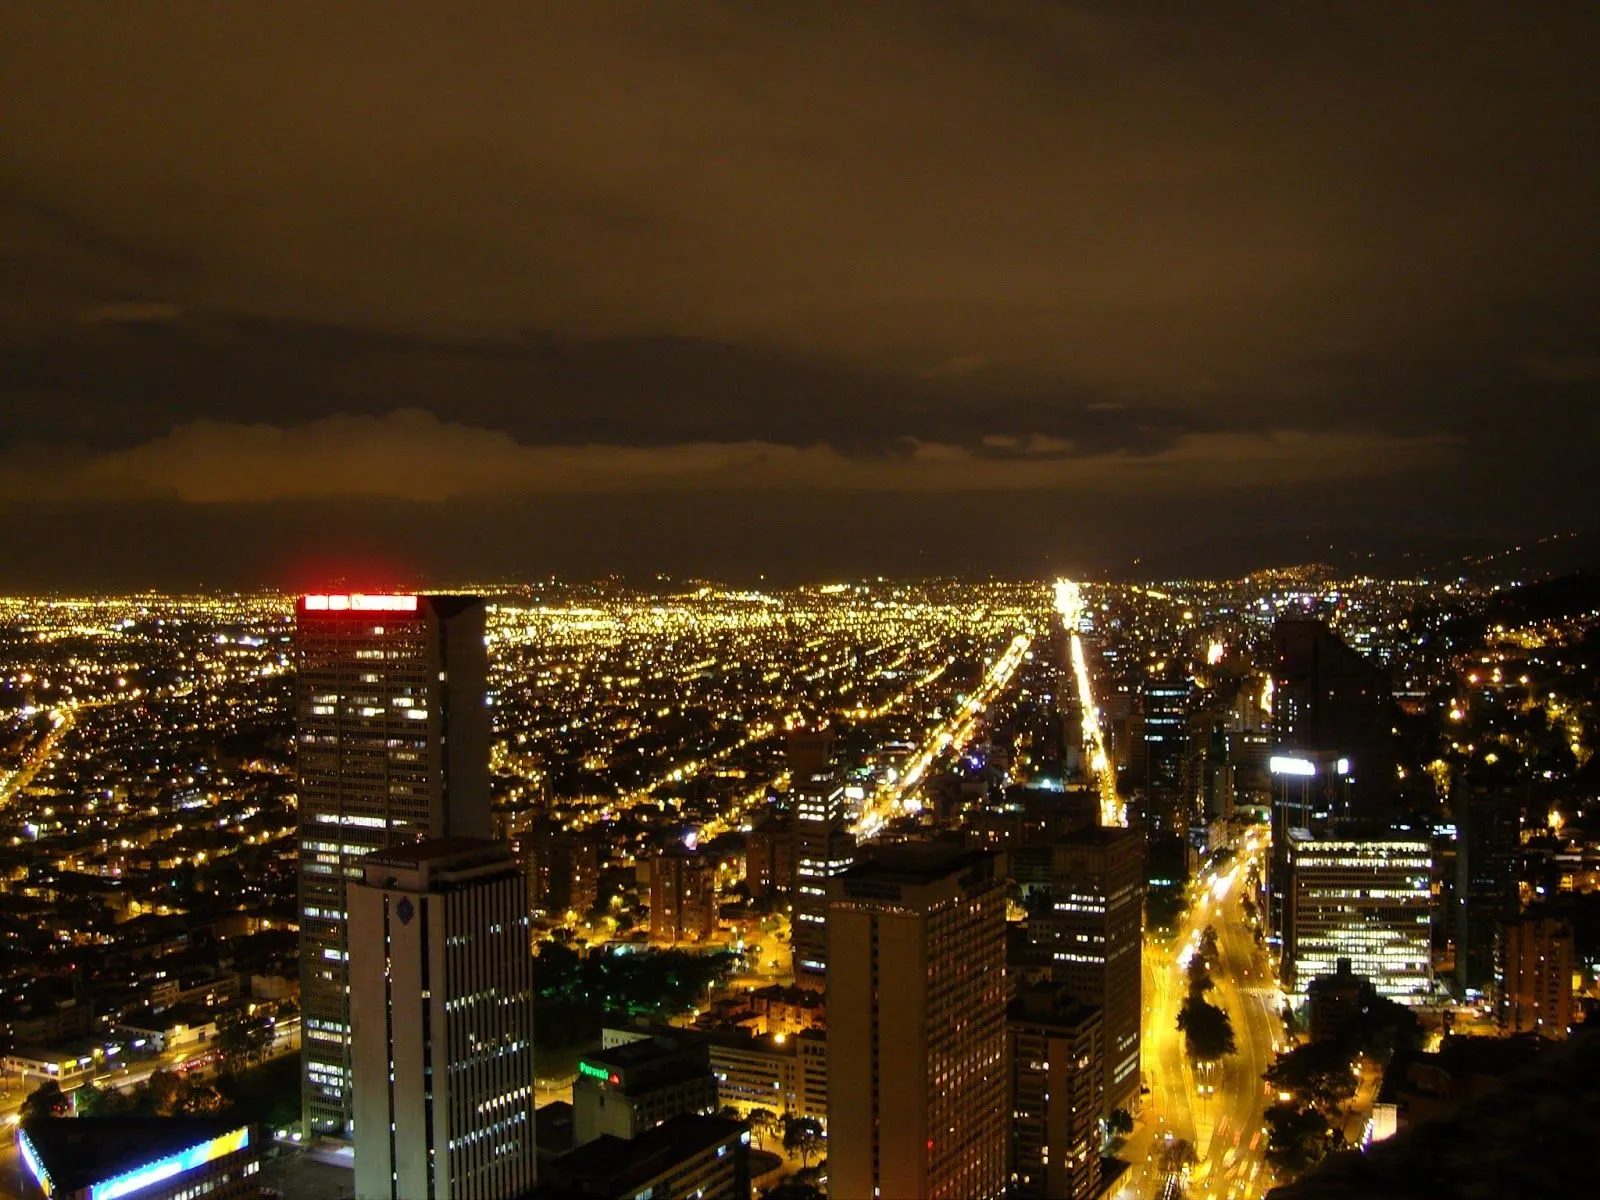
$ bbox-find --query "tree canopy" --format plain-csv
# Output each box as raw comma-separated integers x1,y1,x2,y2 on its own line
1264,1040,1358,1117
1177,995,1236,1061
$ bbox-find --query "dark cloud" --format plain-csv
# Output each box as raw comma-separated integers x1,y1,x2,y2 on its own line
0,2,1595,584
0,407,1455,503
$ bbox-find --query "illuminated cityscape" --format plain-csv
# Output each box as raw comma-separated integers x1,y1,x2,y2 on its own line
1,8,1596,1198
0,562,1591,1198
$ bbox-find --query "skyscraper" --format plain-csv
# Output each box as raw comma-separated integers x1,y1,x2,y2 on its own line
788,729,853,989
1008,985,1104,1200
1035,827,1144,1113
297,592,490,1138
827,844,1008,1200
1140,674,1190,833
349,839,536,1200
1455,787,1521,993
1266,751,1356,941
1270,618,1394,812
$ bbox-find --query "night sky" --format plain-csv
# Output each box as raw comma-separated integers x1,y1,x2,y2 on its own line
2,4,1597,589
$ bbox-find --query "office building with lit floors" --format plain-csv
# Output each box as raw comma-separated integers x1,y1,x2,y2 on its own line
788,729,853,989
296,592,491,1138
827,844,1008,1200
1283,833,1432,1004
1034,826,1144,1114
1496,913,1574,1038
1140,674,1191,834
1008,986,1104,1200
349,838,537,1200
1266,751,1356,944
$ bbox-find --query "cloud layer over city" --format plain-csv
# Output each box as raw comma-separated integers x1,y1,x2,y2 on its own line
1,2,1595,584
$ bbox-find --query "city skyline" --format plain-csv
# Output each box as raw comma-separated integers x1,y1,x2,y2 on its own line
2,5,1598,589
1,5,1597,1198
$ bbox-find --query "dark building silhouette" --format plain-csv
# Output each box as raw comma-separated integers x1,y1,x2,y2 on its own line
1140,675,1191,834
1454,787,1521,993
1270,618,1394,812
1266,619,1395,951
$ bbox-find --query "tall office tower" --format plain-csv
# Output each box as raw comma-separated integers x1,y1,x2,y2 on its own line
1008,985,1104,1200
1140,675,1191,833
1182,718,1235,846
828,845,1008,1200
349,839,536,1200
1496,914,1574,1038
1270,618,1394,812
649,847,718,944
1284,834,1432,1003
1266,751,1356,942
1036,827,1144,1113
789,730,853,989
1454,788,1521,993
297,592,490,1138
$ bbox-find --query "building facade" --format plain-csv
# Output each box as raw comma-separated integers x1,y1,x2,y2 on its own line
1140,675,1191,833
649,849,719,944
828,845,1008,1200
1285,835,1432,1003
1496,913,1574,1038
1008,987,1103,1200
573,1036,719,1145
789,731,853,989
543,1114,750,1200
349,839,537,1200
1035,826,1144,1112
297,593,490,1138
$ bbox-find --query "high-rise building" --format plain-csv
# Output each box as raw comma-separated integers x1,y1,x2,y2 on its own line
789,730,853,989
1284,834,1432,1003
1008,986,1104,1200
1496,913,1574,1038
1266,751,1356,942
649,848,718,944
1141,675,1191,832
1033,827,1144,1113
827,844,1008,1200
296,592,491,1138
1270,618,1394,813
349,838,536,1200
1455,788,1521,993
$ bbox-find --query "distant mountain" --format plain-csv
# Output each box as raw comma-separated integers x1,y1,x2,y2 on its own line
1119,528,1600,584
1442,570,1600,649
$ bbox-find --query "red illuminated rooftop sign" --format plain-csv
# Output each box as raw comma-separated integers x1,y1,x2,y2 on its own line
302,594,419,612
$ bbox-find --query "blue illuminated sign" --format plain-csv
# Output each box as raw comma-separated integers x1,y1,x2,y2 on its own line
18,1131,52,1197
89,1126,251,1200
